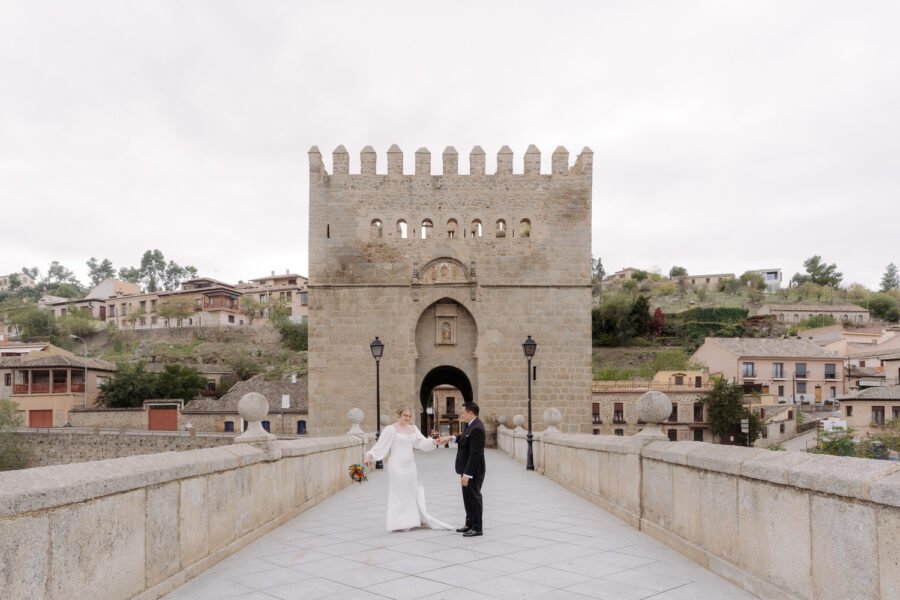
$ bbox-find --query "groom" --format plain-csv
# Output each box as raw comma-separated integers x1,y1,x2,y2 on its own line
440,401,485,537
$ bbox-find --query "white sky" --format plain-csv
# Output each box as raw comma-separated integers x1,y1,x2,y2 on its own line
2,1,898,289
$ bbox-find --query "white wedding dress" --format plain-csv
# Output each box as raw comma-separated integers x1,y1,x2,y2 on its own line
365,424,453,532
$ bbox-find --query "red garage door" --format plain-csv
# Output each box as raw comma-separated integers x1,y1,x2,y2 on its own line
149,407,178,431
29,410,53,428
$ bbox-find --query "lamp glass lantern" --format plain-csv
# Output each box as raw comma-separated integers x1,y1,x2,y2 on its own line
522,335,537,470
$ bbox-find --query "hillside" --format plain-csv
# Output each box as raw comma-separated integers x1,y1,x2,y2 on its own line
85,325,307,380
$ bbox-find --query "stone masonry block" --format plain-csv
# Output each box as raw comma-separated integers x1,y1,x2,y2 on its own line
877,507,900,599
641,441,704,465
868,468,900,508
642,459,673,529
48,490,145,600
0,515,49,599
179,476,209,567
737,479,811,599
685,444,766,476
787,454,900,501
146,482,180,587
740,450,815,486
810,495,878,600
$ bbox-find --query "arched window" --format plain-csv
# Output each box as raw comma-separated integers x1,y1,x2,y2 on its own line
447,219,458,239
471,219,482,238
778,314,784,321
793,314,800,322
421,219,433,239
519,218,531,238
297,420,307,435
397,219,408,239
495,219,506,238
842,314,848,321
370,219,383,238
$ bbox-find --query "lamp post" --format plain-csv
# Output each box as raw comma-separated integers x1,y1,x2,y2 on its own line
69,334,88,409
522,335,537,471
370,336,384,469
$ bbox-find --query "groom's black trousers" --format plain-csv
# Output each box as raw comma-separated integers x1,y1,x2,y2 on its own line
462,474,484,531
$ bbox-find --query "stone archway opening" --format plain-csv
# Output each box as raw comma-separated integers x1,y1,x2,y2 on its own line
419,365,473,436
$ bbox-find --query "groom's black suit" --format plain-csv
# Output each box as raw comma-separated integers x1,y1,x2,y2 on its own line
455,418,486,532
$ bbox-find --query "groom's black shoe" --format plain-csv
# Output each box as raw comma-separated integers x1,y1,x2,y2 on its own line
462,529,483,537
456,527,471,533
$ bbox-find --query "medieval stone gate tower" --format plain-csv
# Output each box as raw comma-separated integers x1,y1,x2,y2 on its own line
307,144,593,438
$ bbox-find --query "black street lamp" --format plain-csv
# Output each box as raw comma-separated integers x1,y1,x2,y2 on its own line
522,335,537,471
370,336,385,469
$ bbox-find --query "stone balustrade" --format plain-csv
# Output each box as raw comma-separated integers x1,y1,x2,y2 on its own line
497,425,900,600
0,435,366,600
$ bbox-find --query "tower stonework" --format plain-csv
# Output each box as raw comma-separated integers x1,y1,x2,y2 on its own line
307,145,593,437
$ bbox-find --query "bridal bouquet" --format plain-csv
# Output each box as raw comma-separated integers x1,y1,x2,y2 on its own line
348,463,367,483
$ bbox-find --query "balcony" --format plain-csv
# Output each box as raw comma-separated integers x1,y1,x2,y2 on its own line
613,414,626,424
592,415,602,425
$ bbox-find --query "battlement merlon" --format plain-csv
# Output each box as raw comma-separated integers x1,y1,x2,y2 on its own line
309,145,593,177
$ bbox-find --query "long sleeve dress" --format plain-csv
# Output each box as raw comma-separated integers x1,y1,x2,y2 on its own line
365,424,453,532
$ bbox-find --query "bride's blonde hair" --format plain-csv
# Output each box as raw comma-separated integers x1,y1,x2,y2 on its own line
395,406,412,418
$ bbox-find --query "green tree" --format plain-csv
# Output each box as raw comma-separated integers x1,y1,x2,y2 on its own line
86,257,116,286
161,261,197,291
865,293,900,322
0,398,30,471
155,365,207,400
800,255,843,287
701,378,760,446
268,297,292,325
117,266,142,284
881,263,899,292
278,320,309,352
591,256,605,282
739,271,766,291
628,295,651,338
814,426,857,456
669,266,687,278
592,294,633,346
98,361,157,408
7,273,21,291
139,249,167,292
57,311,100,338
157,297,194,327
240,296,261,325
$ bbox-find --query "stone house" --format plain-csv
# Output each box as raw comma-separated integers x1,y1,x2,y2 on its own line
0,350,116,427
308,144,593,437
183,377,308,436
748,268,782,292
837,384,900,438
691,337,846,403
604,268,643,285
0,271,36,291
590,371,712,441
756,303,870,324
671,273,735,292
236,271,309,323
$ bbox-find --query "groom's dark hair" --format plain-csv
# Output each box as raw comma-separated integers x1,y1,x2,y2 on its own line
463,401,479,416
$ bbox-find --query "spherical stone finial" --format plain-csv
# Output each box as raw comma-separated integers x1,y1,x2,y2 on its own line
348,408,364,425
234,392,275,443
543,408,562,433
512,415,525,430
637,391,673,425
238,392,269,422
347,408,365,435
380,414,391,427
496,415,508,426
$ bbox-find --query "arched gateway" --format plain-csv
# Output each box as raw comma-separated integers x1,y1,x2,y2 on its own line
306,144,593,437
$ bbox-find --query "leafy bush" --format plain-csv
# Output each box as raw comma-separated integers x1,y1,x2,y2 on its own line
278,321,308,352
1,399,30,471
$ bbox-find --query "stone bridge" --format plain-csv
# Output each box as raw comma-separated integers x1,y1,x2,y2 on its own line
3,413,900,599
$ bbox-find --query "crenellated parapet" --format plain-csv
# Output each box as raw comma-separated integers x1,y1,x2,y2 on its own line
306,144,593,177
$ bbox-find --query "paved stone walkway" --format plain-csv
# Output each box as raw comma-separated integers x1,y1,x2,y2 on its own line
164,449,755,599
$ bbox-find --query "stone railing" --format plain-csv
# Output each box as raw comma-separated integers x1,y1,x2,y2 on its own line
0,396,369,600
498,398,900,600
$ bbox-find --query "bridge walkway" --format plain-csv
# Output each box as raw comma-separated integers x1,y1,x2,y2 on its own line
164,449,754,599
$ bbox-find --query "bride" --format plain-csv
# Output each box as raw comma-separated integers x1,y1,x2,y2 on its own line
364,406,452,532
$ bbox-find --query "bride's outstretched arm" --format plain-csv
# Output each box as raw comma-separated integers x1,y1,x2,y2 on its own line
413,426,438,452
365,425,394,464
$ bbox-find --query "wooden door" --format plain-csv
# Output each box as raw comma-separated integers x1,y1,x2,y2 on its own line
148,407,177,431
29,410,53,428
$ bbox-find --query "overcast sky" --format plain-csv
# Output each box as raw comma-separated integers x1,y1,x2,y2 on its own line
2,1,898,290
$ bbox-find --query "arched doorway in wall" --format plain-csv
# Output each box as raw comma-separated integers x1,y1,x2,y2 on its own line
419,365,473,435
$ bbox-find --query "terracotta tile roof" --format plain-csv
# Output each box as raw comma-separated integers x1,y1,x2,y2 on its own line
710,337,840,359
144,362,232,375
183,376,308,414
849,366,885,378
840,384,900,401
0,355,117,371
762,303,868,312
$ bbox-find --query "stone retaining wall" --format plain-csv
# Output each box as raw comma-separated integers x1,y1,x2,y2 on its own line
12,430,236,468
0,436,366,600
498,426,900,600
